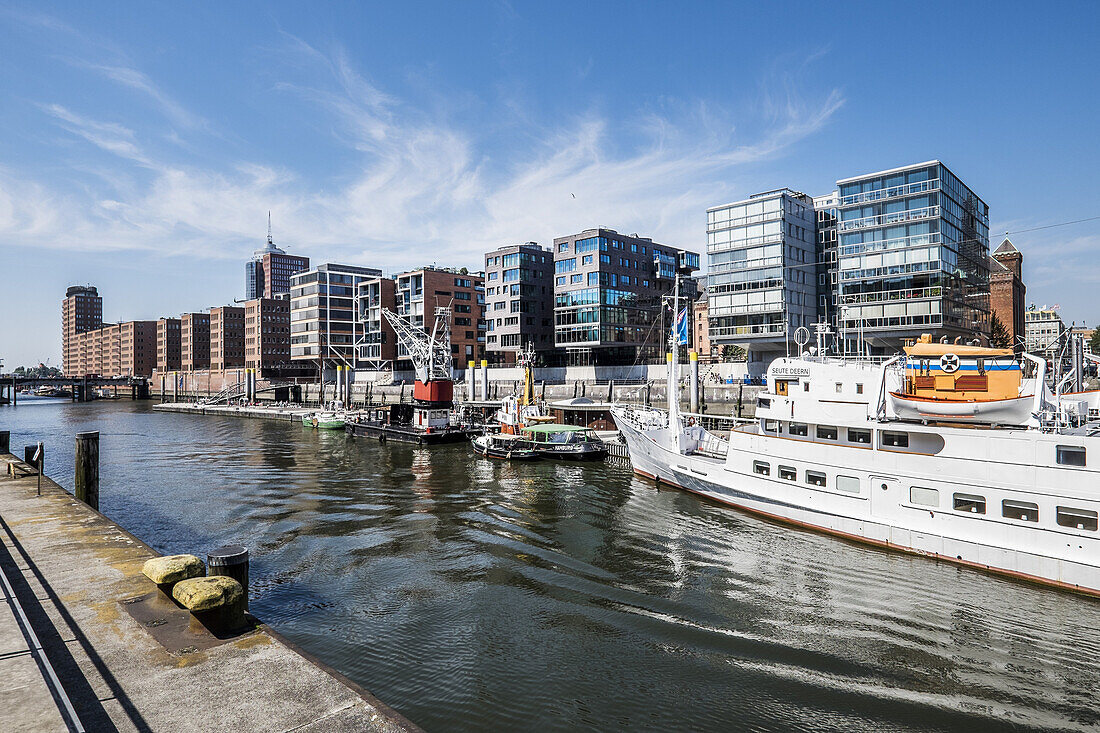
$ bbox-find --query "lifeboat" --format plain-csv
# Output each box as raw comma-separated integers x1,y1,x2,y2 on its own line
887,336,1034,425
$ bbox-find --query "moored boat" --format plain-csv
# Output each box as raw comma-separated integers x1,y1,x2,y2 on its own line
520,424,608,461
471,433,540,461
302,411,346,430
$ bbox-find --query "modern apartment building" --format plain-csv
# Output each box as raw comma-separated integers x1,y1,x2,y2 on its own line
244,298,292,370
552,228,699,365
356,277,398,368
1025,307,1067,356
209,306,246,371
483,243,554,363
156,317,182,372
706,190,818,359
990,238,1026,350
836,160,991,350
245,230,310,300
180,312,211,371
290,263,381,365
392,268,485,365
813,191,840,330
62,285,102,376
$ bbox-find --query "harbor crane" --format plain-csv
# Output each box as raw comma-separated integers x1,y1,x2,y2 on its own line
380,306,456,416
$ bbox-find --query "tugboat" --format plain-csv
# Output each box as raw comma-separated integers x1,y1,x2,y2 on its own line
494,345,555,434
471,432,541,461
346,306,478,445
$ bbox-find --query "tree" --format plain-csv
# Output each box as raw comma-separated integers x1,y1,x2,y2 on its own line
720,345,747,362
989,313,1011,349
1091,325,1100,355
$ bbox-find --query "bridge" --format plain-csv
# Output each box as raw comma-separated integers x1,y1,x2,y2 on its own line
0,376,150,404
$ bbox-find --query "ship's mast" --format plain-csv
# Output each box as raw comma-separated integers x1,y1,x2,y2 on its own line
667,272,681,429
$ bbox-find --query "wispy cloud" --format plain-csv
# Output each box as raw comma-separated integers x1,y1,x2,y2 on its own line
2,37,845,273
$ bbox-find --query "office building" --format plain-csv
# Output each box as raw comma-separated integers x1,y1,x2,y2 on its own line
393,268,485,365
62,286,103,376
244,298,292,371
245,227,310,300
989,238,1026,350
356,277,398,368
483,243,554,363
68,320,156,377
156,318,182,372
290,263,381,364
706,190,817,359
210,306,246,371
813,191,840,330
181,312,211,371
118,321,157,377
1025,307,1067,356
836,161,991,350
552,228,699,364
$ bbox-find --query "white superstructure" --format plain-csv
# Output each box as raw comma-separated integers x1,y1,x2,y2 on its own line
614,341,1100,596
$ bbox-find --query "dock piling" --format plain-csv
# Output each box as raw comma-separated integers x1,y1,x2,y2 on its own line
0,430,8,454
207,545,249,610
75,431,100,511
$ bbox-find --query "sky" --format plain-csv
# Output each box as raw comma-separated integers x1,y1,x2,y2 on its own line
1,1,1099,367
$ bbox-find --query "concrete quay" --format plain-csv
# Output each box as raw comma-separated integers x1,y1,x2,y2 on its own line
0,451,420,733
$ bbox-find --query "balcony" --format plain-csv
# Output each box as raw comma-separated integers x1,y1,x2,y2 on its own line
838,205,939,232
838,178,939,207
709,323,787,338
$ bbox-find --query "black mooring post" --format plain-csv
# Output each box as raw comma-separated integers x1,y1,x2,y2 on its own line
75,432,99,510
207,545,249,609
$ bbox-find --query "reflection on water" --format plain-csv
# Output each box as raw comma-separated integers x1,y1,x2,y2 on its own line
4,400,1099,731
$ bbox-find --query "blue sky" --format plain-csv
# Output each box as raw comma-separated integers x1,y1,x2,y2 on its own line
1,1,1099,367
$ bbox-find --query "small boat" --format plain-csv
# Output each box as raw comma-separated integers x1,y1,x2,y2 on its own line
302,412,346,430
471,433,541,461
520,424,608,461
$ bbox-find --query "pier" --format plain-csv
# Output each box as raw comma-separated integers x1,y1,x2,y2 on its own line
0,449,418,732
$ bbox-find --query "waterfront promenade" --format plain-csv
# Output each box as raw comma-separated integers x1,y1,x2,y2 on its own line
0,450,418,732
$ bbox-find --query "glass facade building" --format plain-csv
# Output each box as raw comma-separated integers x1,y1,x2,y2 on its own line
706,189,818,354
484,243,554,362
290,263,382,363
836,161,990,346
553,228,699,365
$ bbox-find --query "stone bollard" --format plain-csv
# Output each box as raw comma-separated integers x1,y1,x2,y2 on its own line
207,545,249,610
75,432,100,510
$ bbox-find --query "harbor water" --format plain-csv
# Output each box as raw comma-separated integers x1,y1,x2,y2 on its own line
4,398,1099,731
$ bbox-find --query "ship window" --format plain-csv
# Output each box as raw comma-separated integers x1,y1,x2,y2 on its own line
848,428,871,444
753,461,770,476
789,423,808,437
1056,445,1086,467
806,470,826,487
779,465,796,481
816,425,838,440
882,431,909,448
1002,499,1039,522
803,381,810,392
953,493,986,514
856,383,864,394
835,382,843,393
836,475,860,494
910,486,939,506
1056,506,1098,531
757,397,771,409
763,419,778,433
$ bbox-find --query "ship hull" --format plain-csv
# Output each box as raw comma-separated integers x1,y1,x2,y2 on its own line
615,415,1100,598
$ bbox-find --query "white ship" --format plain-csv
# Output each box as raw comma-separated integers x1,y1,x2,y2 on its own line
613,314,1100,597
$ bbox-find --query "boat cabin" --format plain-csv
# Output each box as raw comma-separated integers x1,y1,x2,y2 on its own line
902,336,1022,402
520,424,602,445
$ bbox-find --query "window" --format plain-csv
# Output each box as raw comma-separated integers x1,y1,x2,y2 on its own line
953,493,986,514
882,431,909,448
816,425,838,440
1056,445,1086,467
763,419,778,433
848,428,871,444
582,255,593,265
910,486,939,507
753,461,770,476
806,471,826,487
856,383,864,394
779,466,796,481
789,423,808,437
836,476,860,494
835,382,843,394
803,381,810,392
1002,499,1038,522
1056,506,1098,531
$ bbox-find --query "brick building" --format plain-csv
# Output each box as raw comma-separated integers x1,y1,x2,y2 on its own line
693,294,712,358
157,318,182,372
393,268,485,366
989,238,1026,351
181,313,211,371
210,306,246,370
62,286,102,376
244,298,292,370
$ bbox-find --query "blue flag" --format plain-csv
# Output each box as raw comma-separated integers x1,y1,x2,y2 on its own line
674,307,689,346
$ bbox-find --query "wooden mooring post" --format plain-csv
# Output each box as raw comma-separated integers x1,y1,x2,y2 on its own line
0,430,8,454
75,431,100,510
